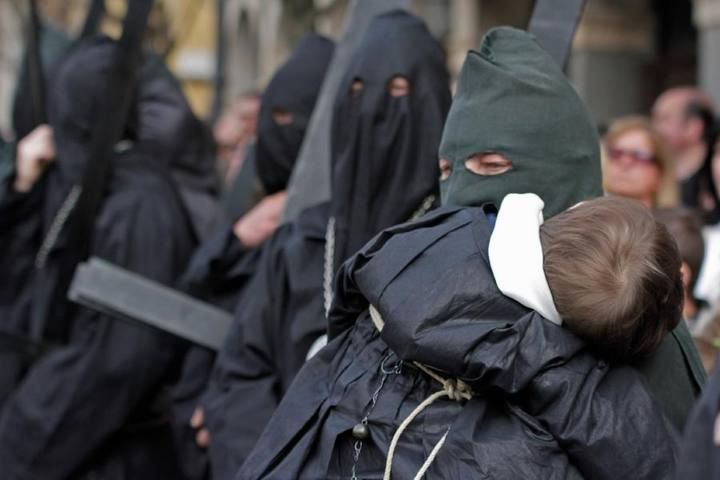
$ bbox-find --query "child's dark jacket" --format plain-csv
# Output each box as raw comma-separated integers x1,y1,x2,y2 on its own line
239,206,678,480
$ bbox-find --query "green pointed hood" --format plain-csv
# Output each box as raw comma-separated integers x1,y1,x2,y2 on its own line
439,27,602,218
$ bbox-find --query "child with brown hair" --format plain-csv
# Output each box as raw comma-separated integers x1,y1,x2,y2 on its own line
491,193,683,363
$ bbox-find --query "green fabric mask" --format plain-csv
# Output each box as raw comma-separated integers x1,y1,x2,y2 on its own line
439,27,602,218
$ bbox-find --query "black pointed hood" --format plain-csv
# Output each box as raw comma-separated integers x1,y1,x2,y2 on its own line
254,34,335,194
330,10,451,268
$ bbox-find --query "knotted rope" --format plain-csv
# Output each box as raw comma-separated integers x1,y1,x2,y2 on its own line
368,305,473,480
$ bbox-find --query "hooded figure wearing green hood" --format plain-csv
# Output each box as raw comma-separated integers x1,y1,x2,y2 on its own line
237,28,680,480
440,26,705,432
438,32,601,217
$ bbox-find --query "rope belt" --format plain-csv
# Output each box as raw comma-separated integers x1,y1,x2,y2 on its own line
368,306,473,480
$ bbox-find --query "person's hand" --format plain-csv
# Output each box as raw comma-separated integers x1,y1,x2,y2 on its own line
14,125,56,192
233,191,288,248
190,406,210,449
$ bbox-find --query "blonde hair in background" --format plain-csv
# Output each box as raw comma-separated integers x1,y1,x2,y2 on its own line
603,115,680,208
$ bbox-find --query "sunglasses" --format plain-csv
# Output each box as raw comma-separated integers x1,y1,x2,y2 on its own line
607,147,657,166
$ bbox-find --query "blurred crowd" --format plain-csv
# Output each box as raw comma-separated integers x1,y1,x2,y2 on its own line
603,88,720,372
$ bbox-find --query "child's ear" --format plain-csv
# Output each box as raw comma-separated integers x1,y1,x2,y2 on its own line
680,261,692,292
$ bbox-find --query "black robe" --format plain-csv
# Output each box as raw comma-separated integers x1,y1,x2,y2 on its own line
168,221,267,480
0,153,196,479
180,225,263,311
201,202,327,479
239,206,679,480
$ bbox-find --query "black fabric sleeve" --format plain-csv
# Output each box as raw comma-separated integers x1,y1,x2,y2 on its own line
381,309,679,480
0,174,44,231
0,175,44,305
0,186,192,480
201,228,290,479
178,222,263,312
0,175,44,409
520,359,679,480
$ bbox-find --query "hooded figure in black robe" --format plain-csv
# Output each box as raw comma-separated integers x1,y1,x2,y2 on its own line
0,36,197,479
179,33,335,311
200,11,450,479
169,34,335,480
11,22,222,243
238,27,680,480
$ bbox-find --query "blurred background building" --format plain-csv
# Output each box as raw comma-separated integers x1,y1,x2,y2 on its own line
1,0,718,138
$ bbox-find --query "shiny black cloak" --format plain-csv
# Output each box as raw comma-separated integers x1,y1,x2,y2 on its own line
239,206,679,480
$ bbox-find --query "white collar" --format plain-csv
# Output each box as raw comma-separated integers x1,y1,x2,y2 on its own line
488,193,562,325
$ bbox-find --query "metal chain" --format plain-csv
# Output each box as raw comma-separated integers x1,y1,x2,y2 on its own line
334,194,436,480
34,185,82,269
328,194,436,479
351,354,403,480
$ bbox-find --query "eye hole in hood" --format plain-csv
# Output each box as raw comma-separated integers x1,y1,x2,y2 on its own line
465,153,513,176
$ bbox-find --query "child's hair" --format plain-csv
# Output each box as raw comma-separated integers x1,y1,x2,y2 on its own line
539,196,683,362
652,208,705,294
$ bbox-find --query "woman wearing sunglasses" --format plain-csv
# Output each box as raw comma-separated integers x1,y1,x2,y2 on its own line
603,115,679,208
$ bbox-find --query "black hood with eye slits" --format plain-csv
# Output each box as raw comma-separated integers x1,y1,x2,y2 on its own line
255,34,334,194
46,36,222,239
330,10,451,269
